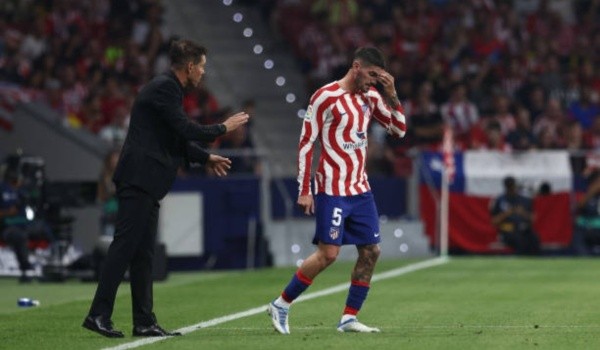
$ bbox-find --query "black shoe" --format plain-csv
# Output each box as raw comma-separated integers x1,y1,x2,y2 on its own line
132,324,182,337
82,315,124,338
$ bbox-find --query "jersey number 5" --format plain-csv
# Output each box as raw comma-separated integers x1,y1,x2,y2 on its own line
332,207,342,226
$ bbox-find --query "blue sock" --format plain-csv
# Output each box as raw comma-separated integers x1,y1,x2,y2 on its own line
344,280,370,315
281,270,312,303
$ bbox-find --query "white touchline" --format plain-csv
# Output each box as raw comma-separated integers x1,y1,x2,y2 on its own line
102,256,449,350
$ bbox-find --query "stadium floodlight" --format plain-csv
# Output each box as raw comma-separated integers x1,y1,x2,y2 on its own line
263,59,274,69
253,44,263,54
286,93,296,103
243,27,253,37
233,13,243,23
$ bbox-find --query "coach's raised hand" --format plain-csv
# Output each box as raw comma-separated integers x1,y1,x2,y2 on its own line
223,112,250,132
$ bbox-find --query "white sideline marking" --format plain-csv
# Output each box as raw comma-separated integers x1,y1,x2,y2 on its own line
102,256,449,350
176,324,600,331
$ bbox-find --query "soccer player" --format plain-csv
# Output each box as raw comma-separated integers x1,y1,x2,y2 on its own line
267,47,406,334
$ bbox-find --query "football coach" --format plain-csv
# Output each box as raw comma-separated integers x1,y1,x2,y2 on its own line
82,38,249,338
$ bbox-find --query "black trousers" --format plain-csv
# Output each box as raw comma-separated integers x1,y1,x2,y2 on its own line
500,229,540,256
2,220,53,273
87,183,159,326
2,226,32,272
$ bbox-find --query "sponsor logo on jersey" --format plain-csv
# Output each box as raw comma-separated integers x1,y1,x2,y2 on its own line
342,139,368,150
329,227,340,240
304,105,313,121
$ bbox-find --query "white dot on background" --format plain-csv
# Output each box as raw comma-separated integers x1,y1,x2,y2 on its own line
291,244,301,254
296,259,304,267
253,44,263,54
297,109,306,118
243,27,253,37
233,13,243,22
223,0,232,6
379,215,388,224
394,228,403,238
264,59,274,69
276,76,286,86
400,243,409,253
286,93,296,103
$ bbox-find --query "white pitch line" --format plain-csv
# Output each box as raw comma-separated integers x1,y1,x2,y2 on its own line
102,256,449,350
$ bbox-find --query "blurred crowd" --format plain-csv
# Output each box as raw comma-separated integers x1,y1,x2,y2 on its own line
252,0,600,175
0,0,258,175
4,0,600,178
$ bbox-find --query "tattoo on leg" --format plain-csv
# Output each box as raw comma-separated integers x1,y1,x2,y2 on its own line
352,245,380,283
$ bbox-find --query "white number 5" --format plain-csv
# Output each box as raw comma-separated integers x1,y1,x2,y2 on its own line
332,207,342,226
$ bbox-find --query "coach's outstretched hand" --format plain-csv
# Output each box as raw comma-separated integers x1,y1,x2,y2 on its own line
223,112,250,132
207,154,232,177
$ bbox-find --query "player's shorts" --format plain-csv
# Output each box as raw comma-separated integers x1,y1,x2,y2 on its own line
313,192,380,246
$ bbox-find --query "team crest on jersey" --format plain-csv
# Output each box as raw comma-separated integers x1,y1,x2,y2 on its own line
362,104,369,113
329,227,340,240
356,131,366,140
304,105,313,121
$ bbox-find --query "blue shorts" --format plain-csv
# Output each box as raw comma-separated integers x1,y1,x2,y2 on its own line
313,192,380,246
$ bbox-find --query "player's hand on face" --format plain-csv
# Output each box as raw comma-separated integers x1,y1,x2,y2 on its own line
223,112,250,132
374,68,397,98
207,154,231,177
297,195,314,215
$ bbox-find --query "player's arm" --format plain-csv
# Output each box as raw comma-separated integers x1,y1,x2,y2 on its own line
297,94,325,215
370,69,406,138
370,90,406,138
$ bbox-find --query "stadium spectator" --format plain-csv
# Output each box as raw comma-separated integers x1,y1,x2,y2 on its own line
440,82,479,148
506,106,536,151
490,176,540,256
403,81,443,150
472,119,511,152
567,86,600,130
532,98,566,144
0,168,54,283
488,94,517,136
573,170,600,255
98,101,130,148
583,116,600,150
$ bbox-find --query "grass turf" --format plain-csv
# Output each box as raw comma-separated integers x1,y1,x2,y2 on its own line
1,257,599,349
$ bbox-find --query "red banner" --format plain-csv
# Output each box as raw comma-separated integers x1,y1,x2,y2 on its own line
420,186,572,252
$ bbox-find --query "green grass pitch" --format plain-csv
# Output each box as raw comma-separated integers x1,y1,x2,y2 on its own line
1,257,600,350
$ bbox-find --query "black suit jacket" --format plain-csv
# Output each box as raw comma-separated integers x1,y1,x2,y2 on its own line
113,71,225,200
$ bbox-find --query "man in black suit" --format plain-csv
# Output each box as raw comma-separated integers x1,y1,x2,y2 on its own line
82,39,249,338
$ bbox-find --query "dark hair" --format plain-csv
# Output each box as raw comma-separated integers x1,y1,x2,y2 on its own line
503,176,516,189
169,39,207,69
353,47,386,69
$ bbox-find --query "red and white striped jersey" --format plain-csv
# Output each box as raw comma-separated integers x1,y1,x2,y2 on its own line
298,81,407,197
